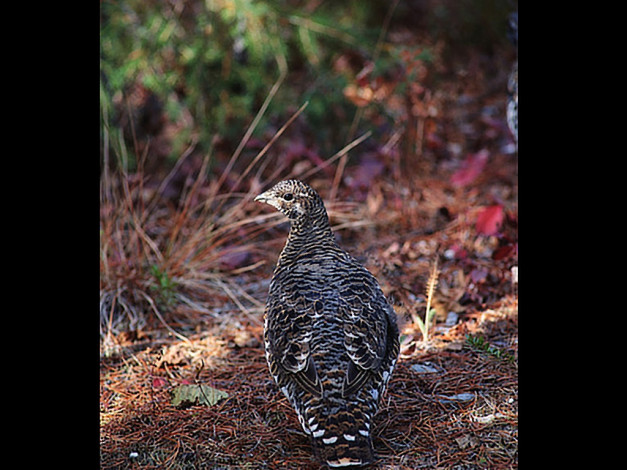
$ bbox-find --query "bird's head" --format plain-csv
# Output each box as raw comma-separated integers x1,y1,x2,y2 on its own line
254,179,325,222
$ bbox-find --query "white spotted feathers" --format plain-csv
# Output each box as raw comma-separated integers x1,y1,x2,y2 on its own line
255,180,400,467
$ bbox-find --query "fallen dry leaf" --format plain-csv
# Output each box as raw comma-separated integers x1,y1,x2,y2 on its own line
171,384,229,409
475,204,504,236
450,149,489,187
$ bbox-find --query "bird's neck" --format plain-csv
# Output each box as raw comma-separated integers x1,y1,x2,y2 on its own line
278,213,336,264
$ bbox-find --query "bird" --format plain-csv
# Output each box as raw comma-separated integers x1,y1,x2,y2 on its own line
254,179,400,467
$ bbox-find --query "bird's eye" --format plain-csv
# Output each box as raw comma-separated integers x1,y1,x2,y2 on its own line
283,193,294,201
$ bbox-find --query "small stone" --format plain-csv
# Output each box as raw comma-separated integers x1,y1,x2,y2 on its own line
445,311,458,327
436,392,475,403
411,363,439,374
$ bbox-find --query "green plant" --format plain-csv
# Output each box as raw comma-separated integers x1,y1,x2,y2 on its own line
100,0,282,167
414,307,437,343
100,0,394,172
465,334,514,363
149,264,177,306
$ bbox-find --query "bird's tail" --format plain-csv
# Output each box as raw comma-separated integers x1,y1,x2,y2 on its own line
308,408,375,468
312,433,374,468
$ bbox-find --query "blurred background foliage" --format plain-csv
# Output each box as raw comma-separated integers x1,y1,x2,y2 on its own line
100,0,515,179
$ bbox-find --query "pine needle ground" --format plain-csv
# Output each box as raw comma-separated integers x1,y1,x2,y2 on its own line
100,293,517,469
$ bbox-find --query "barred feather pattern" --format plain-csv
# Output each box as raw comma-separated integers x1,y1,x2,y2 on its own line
255,180,400,467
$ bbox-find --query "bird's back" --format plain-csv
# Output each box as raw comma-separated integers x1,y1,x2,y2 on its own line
256,180,399,467
265,242,399,467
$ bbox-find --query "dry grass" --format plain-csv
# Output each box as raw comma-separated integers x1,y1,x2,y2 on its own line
100,89,378,358
99,161,271,353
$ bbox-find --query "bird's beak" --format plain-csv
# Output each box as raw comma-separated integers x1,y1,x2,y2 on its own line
254,190,280,209
254,191,270,203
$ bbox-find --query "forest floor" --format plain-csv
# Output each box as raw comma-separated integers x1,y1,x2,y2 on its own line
100,27,518,470
100,294,517,469
100,163,517,468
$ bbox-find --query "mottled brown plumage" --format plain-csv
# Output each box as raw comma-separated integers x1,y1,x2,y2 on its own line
255,180,400,467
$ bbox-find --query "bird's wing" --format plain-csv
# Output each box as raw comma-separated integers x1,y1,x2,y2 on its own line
339,270,390,397
265,287,323,397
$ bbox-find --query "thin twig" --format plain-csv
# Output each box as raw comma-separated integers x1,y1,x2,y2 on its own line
144,137,198,220
213,278,262,325
140,291,191,344
299,130,372,181
231,100,310,194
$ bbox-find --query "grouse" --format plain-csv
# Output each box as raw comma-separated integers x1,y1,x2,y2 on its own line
255,180,400,467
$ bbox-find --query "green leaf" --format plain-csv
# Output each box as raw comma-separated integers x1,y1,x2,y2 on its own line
171,384,229,409
426,307,437,322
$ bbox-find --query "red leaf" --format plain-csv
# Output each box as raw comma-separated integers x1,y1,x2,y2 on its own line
493,243,517,260
152,377,168,389
476,205,504,236
450,149,489,187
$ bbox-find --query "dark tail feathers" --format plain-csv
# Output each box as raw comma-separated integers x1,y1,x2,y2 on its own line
312,430,374,468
